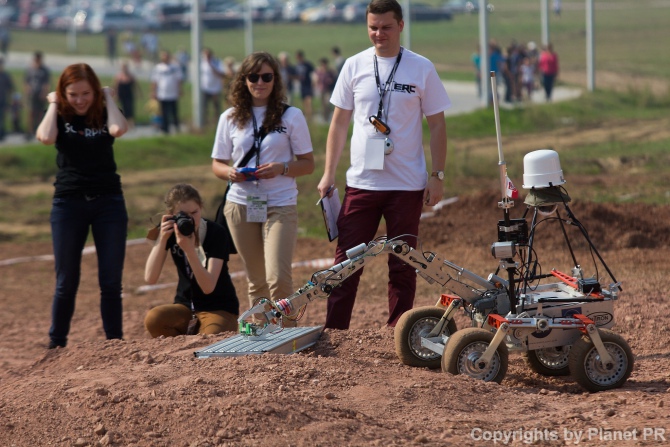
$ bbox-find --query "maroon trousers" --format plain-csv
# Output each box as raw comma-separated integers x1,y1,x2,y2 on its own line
324,187,424,329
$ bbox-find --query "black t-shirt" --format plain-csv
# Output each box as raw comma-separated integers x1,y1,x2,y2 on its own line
24,65,50,98
166,219,239,315
296,61,314,90
54,112,122,197
0,71,14,104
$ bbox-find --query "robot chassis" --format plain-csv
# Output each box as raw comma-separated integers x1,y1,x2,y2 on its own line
238,74,634,392
238,205,633,392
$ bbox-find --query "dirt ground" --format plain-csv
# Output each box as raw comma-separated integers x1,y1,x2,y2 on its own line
2,72,670,445
1,185,669,446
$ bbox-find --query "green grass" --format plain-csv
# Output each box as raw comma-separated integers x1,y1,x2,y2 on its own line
445,88,670,140
2,85,669,241
3,87,668,181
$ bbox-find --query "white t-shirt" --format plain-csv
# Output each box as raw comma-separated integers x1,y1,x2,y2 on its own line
330,47,451,191
201,57,223,94
151,62,183,101
211,106,313,207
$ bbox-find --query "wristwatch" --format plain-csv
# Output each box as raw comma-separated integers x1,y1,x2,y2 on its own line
431,170,444,180
282,162,289,175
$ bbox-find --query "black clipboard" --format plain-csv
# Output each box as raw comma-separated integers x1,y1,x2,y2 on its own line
319,188,341,241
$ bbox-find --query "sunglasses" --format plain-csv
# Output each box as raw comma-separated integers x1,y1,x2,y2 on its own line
246,73,274,83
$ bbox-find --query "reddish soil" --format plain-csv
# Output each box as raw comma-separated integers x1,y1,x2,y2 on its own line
1,190,669,446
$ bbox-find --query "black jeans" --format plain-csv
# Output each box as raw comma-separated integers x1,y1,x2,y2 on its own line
542,73,556,100
159,99,179,133
49,194,128,347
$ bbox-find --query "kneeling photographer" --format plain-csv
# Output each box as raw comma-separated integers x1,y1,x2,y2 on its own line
144,184,239,337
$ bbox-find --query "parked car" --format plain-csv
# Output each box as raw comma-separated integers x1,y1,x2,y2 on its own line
29,7,58,29
150,2,191,30
342,0,367,23
343,1,451,23
283,0,320,22
200,1,245,30
0,5,15,25
408,3,452,21
29,5,90,31
300,1,347,22
251,0,283,22
445,0,494,14
87,9,159,34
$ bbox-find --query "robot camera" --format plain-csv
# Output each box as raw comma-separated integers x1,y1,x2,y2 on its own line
491,241,516,259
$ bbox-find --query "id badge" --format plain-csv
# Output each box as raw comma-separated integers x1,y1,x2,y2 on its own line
364,137,385,170
246,194,268,222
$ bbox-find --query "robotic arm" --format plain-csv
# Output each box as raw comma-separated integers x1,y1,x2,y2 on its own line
238,236,505,336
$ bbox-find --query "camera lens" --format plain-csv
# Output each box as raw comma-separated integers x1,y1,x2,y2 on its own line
173,212,195,236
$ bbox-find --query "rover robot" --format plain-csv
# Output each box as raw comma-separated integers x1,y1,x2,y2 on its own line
237,75,633,392
237,148,633,392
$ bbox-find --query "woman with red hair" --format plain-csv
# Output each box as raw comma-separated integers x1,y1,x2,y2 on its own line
36,63,129,349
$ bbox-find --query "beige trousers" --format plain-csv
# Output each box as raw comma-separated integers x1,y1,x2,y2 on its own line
224,202,298,312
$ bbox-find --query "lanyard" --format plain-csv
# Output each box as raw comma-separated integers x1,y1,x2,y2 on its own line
251,111,264,168
373,47,403,120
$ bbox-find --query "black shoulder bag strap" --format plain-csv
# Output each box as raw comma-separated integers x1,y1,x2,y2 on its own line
234,103,291,168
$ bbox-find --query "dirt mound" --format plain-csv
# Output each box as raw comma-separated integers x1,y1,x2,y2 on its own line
1,193,669,446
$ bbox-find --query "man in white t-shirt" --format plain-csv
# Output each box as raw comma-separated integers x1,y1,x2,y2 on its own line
150,50,183,134
317,0,451,330
201,48,226,125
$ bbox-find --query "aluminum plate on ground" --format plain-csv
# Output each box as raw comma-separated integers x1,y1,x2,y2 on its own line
194,326,323,358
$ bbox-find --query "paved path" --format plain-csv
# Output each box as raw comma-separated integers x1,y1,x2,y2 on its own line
0,51,582,147
442,79,582,116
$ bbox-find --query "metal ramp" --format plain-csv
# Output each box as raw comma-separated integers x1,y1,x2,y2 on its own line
194,326,323,358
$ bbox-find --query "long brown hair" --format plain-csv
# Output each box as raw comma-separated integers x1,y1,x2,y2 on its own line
228,52,286,131
56,63,105,128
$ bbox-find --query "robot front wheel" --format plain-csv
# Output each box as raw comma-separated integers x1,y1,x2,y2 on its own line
441,327,509,384
568,329,634,392
394,306,458,369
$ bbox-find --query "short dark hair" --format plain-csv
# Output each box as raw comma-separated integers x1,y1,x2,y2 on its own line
367,0,403,22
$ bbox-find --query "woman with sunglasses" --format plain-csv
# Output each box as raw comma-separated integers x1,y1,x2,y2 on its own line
211,52,314,325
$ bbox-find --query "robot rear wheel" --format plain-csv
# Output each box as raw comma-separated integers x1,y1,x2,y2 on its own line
524,346,571,376
394,306,457,369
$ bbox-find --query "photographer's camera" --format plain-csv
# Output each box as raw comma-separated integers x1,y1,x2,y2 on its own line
168,211,195,236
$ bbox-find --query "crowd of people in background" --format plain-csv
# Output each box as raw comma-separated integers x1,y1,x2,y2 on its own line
0,30,559,148
472,38,560,104
102,27,349,131
0,6,567,145
1,46,344,158
0,38,349,143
